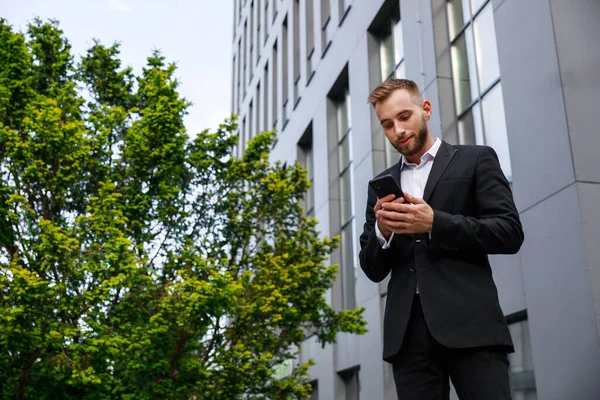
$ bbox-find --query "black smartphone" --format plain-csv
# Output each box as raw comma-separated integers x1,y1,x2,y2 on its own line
368,174,403,199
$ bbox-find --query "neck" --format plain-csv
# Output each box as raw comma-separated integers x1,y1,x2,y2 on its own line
405,135,436,164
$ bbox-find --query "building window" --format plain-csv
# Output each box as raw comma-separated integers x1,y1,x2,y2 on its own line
321,0,333,54
282,16,289,127
264,63,269,131
237,39,242,110
339,0,351,22
293,0,301,107
306,0,316,81
272,41,278,129
508,316,537,399
243,20,248,97
310,380,319,400
447,0,512,180
250,1,254,77
248,100,253,141
256,83,261,136
336,87,355,310
256,0,261,64
240,116,247,156
272,0,278,22
371,1,405,169
298,124,314,217
265,0,270,44
339,367,360,400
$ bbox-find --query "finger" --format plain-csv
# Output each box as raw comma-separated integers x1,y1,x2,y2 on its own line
403,192,425,204
375,194,396,210
381,202,415,213
378,210,413,223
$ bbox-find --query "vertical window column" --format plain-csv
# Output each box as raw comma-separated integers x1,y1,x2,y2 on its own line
447,0,512,180
243,20,248,98
250,1,254,78
256,83,261,135
256,0,262,65
336,87,355,310
306,0,316,80
293,0,302,107
321,0,332,53
264,63,269,130
265,0,270,44
272,41,278,129
282,17,289,127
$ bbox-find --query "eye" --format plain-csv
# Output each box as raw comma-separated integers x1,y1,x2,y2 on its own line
382,122,393,129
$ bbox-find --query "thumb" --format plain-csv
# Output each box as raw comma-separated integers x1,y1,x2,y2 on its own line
404,192,425,204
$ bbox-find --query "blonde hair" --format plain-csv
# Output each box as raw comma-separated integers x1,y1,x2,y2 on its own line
367,78,423,107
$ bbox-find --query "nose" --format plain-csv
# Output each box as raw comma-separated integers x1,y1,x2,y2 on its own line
394,121,405,136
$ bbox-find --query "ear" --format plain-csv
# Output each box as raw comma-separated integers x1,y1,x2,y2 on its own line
422,100,432,121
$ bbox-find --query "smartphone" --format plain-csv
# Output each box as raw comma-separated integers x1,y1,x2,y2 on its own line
368,174,403,199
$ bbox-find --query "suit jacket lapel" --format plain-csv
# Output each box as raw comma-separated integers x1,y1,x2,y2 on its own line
422,141,457,203
390,159,403,196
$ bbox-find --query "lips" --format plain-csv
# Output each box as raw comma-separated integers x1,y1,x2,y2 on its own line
399,136,412,146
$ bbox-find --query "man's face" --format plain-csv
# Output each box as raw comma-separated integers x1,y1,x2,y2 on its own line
375,89,430,158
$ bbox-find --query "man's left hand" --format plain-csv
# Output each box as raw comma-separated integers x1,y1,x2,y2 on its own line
376,192,434,235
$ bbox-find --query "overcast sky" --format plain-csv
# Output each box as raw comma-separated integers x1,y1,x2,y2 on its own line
1,0,233,136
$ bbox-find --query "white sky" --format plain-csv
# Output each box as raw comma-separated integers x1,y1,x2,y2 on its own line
1,0,234,136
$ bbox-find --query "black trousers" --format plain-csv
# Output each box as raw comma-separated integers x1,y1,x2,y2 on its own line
392,295,512,400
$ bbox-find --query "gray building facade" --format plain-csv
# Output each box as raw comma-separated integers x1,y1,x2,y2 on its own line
231,0,600,398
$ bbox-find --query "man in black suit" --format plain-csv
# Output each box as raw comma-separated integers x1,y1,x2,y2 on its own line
359,78,524,399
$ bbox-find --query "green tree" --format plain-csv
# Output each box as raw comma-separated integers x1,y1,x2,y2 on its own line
0,18,366,399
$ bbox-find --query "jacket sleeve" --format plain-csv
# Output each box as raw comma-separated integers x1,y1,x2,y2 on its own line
359,187,394,282
431,146,524,255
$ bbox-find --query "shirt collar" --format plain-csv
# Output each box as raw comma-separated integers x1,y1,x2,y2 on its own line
401,138,442,168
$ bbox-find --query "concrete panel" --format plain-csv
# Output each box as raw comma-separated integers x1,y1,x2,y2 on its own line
353,153,380,306
493,0,575,212
349,35,375,169
550,0,600,184
577,182,600,338
489,253,526,316
421,79,443,139
302,335,336,400
520,184,600,399
358,294,386,399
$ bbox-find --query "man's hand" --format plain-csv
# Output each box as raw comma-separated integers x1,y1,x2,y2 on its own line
376,192,434,235
374,194,404,240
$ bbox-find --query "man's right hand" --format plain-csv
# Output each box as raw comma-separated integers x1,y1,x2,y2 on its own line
374,194,405,240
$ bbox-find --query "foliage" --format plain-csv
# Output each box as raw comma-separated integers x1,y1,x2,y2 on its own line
0,18,366,399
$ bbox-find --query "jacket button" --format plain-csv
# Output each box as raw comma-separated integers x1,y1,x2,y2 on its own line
409,267,415,272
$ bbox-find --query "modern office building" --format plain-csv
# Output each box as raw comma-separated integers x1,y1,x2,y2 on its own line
231,0,600,398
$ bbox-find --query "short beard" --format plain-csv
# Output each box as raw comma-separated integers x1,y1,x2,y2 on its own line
393,116,428,157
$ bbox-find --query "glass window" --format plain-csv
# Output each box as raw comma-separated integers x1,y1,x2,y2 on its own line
473,4,500,91
450,32,473,114
340,169,352,225
447,0,466,39
340,223,355,309
337,93,350,139
310,381,319,400
377,4,403,80
306,146,314,216
448,0,512,180
508,319,537,399
481,83,512,180
393,18,403,66
339,135,351,171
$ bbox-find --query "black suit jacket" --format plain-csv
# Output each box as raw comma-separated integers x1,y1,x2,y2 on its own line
359,141,524,363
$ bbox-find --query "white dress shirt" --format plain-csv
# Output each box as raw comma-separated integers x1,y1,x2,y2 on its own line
375,137,441,247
